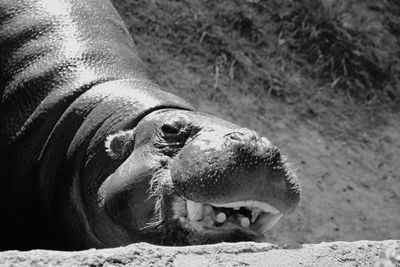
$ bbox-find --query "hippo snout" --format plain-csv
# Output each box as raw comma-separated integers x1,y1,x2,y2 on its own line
170,128,300,214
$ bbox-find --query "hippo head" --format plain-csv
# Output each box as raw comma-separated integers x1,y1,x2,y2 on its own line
97,109,300,246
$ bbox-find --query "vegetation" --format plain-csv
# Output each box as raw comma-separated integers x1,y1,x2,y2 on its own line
114,0,400,107
273,0,400,104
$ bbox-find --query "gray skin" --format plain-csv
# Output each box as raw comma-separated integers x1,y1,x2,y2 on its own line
0,0,300,250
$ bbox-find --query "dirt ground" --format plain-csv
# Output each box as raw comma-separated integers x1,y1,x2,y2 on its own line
1,240,399,266
112,0,400,247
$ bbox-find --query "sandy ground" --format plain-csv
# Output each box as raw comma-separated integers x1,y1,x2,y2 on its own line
0,240,399,266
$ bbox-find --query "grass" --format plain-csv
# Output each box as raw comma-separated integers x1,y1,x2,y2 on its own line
273,0,400,104
113,0,400,108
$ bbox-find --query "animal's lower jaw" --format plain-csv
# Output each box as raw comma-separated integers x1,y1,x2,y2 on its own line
169,197,283,244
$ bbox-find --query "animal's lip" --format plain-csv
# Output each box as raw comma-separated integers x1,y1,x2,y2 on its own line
175,198,283,240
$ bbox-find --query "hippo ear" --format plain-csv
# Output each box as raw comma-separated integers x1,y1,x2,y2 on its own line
105,130,135,160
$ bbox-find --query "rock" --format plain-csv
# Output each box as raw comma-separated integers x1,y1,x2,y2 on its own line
0,240,398,266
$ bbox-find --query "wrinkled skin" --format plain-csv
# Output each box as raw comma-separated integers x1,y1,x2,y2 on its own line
0,0,300,250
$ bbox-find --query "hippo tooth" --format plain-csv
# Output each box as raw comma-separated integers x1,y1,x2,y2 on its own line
258,213,283,233
233,207,240,210
186,200,204,221
251,208,262,223
216,212,227,223
204,204,213,216
240,217,250,228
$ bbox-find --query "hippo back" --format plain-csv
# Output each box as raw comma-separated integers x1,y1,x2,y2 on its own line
0,0,145,173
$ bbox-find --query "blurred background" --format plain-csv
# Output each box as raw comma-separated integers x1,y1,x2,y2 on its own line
112,0,400,246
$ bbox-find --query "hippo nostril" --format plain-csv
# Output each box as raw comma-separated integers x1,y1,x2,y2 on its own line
227,132,246,142
226,129,260,143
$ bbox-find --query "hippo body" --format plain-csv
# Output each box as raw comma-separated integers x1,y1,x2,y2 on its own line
0,0,300,250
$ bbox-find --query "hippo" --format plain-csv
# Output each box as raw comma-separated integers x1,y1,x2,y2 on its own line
0,0,300,250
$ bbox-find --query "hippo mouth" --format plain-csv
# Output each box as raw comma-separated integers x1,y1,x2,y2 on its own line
172,198,283,242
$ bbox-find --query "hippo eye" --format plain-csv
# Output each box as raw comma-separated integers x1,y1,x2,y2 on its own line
161,123,181,135
158,122,189,155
